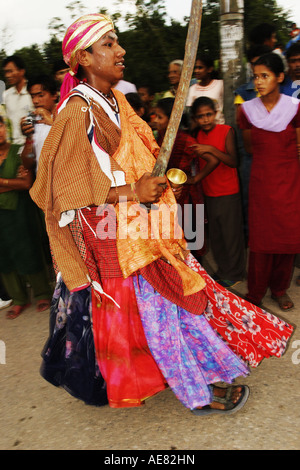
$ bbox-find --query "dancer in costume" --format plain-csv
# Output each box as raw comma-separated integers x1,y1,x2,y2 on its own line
30,14,293,416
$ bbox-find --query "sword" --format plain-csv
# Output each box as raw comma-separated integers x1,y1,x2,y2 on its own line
152,0,203,178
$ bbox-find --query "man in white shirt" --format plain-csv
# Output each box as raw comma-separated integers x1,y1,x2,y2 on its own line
2,56,34,144
20,75,57,171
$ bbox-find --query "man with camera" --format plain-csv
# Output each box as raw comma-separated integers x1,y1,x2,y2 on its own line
2,55,34,144
20,75,58,285
21,75,58,171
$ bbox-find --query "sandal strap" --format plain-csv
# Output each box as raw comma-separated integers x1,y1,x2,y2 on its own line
212,386,235,410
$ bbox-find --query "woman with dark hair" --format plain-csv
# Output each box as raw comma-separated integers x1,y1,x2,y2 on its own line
238,52,300,310
0,115,51,318
186,54,224,124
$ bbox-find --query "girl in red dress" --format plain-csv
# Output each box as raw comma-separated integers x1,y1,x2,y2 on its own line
154,98,215,256
188,96,246,286
238,52,300,309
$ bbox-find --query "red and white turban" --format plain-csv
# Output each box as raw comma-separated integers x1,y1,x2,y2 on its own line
60,13,114,99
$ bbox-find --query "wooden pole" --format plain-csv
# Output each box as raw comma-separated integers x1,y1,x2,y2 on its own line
220,0,245,127
151,0,203,177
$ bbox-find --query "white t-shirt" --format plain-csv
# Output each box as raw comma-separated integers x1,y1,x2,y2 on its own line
186,79,225,124
33,122,51,169
2,84,34,144
113,80,137,94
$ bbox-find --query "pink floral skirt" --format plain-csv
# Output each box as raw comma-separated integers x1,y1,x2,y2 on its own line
186,254,294,366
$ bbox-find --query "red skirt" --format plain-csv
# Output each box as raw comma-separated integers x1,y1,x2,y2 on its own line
91,277,166,408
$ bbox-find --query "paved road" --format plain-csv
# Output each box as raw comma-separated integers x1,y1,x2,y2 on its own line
1,263,300,451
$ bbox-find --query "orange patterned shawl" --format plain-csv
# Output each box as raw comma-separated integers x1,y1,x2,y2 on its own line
30,89,205,295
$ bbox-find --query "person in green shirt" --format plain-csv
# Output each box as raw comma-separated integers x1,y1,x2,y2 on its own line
0,115,52,319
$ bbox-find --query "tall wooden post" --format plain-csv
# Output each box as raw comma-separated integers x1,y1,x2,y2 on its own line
220,0,245,126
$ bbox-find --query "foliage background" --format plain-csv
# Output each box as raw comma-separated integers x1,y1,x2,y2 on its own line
0,0,294,93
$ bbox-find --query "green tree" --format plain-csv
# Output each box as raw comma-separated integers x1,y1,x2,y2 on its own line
197,1,220,60
244,0,291,46
43,36,64,73
48,17,66,42
66,0,86,20
1,0,295,90
119,0,188,91
13,45,49,80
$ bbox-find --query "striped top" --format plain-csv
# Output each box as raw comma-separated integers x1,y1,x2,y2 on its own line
30,89,205,296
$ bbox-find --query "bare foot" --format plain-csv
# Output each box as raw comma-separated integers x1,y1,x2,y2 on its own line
271,294,294,311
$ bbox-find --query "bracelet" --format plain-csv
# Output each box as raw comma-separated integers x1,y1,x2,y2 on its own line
26,138,33,145
131,182,140,204
1,178,9,185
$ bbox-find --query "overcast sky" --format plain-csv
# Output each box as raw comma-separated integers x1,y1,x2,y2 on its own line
0,0,300,54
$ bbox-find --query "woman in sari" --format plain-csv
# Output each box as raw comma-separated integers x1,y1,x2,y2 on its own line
0,115,51,318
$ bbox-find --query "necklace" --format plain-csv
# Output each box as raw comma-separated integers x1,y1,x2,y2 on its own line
81,82,119,115
100,90,113,99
